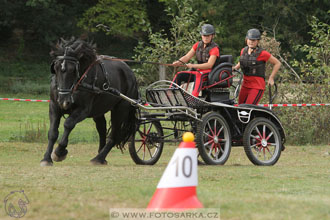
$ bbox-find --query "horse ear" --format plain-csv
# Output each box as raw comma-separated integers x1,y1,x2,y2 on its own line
74,43,84,59
60,38,67,46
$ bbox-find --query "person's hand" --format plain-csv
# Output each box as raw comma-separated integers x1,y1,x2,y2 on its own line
268,76,275,86
172,60,181,66
186,63,194,69
232,66,236,71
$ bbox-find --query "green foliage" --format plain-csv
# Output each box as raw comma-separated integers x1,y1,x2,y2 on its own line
292,14,330,83
192,0,330,60
8,81,49,95
78,0,150,38
26,0,52,7
133,0,202,84
271,83,329,145
12,120,48,143
0,0,95,59
0,60,50,94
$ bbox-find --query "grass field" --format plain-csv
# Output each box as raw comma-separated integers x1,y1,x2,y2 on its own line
0,143,329,220
0,96,329,220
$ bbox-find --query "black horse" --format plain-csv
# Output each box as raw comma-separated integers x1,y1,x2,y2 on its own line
40,38,138,166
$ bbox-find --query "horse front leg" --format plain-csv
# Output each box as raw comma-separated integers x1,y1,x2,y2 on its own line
51,110,88,162
40,102,61,166
93,115,107,153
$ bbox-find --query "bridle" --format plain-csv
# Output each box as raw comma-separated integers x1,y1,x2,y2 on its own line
55,47,81,97
53,47,101,103
52,52,186,102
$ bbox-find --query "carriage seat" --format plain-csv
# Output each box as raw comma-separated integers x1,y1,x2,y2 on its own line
203,55,234,103
207,55,233,89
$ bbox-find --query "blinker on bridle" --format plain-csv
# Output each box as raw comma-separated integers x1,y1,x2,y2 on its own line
55,47,81,103
53,46,106,103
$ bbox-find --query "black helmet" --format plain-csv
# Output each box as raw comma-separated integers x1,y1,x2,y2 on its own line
246,29,261,40
200,24,215,35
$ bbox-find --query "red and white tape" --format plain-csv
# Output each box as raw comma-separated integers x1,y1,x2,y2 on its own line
1,97,329,107
234,103,330,107
0,98,50,103
258,103,329,107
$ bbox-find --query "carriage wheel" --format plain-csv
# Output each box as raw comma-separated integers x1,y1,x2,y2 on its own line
196,112,231,165
243,117,282,166
129,120,164,165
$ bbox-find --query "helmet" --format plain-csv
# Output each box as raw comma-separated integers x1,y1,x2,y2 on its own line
200,24,215,35
246,29,261,40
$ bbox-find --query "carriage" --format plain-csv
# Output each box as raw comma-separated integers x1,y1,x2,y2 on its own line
41,39,285,167
111,55,286,166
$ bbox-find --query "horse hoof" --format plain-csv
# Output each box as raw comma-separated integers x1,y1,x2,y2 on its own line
40,160,53,167
90,158,108,165
51,150,67,162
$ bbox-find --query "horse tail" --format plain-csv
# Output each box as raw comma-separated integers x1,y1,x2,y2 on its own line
117,105,138,149
113,66,139,149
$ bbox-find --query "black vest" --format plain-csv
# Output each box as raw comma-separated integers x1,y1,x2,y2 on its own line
240,46,266,78
196,41,220,68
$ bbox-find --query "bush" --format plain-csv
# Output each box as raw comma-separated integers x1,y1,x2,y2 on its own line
0,61,50,94
259,14,329,145
10,120,48,143
292,14,330,84
270,83,329,145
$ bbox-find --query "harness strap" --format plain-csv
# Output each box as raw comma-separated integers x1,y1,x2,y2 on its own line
73,57,100,92
99,60,111,90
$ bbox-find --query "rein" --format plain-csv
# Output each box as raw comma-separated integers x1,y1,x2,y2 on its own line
98,55,186,67
56,54,186,97
72,57,101,93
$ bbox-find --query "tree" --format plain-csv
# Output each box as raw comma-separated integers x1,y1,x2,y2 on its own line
0,0,96,59
190,0,330,60
292,13,330,83
132,0,202,84
78,0,150,38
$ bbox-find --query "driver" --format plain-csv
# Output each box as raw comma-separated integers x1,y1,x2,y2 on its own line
232,28,281,105
172,24,220,97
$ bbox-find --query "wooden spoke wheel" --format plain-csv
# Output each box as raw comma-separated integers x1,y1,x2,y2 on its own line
243,118,282,166
129,120,164,165
196,112,232,165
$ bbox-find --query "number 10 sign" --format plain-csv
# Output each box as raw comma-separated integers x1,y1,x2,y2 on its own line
157,148,198,188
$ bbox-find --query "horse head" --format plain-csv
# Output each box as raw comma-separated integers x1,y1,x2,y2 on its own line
50,38,97,110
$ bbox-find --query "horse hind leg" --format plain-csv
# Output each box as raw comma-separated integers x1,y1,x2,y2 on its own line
90,104,136,165
90,138,114,165
93,115,107,153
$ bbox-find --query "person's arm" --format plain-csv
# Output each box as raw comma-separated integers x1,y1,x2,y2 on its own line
173,48,195,65
186,55,217,70
232,62,240,71
233,48,244,71
267,55,281,85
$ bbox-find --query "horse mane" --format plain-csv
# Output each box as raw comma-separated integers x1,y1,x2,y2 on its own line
50,37,97,64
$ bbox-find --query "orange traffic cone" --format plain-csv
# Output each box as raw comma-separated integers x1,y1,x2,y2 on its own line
147,132,203,211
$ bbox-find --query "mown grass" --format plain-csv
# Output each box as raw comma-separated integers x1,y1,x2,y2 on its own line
0,94,100,143
0,143,329,220
0,94,329,219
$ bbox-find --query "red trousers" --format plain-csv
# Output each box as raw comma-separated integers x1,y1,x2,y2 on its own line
172,71,208,97
238,86,264,105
